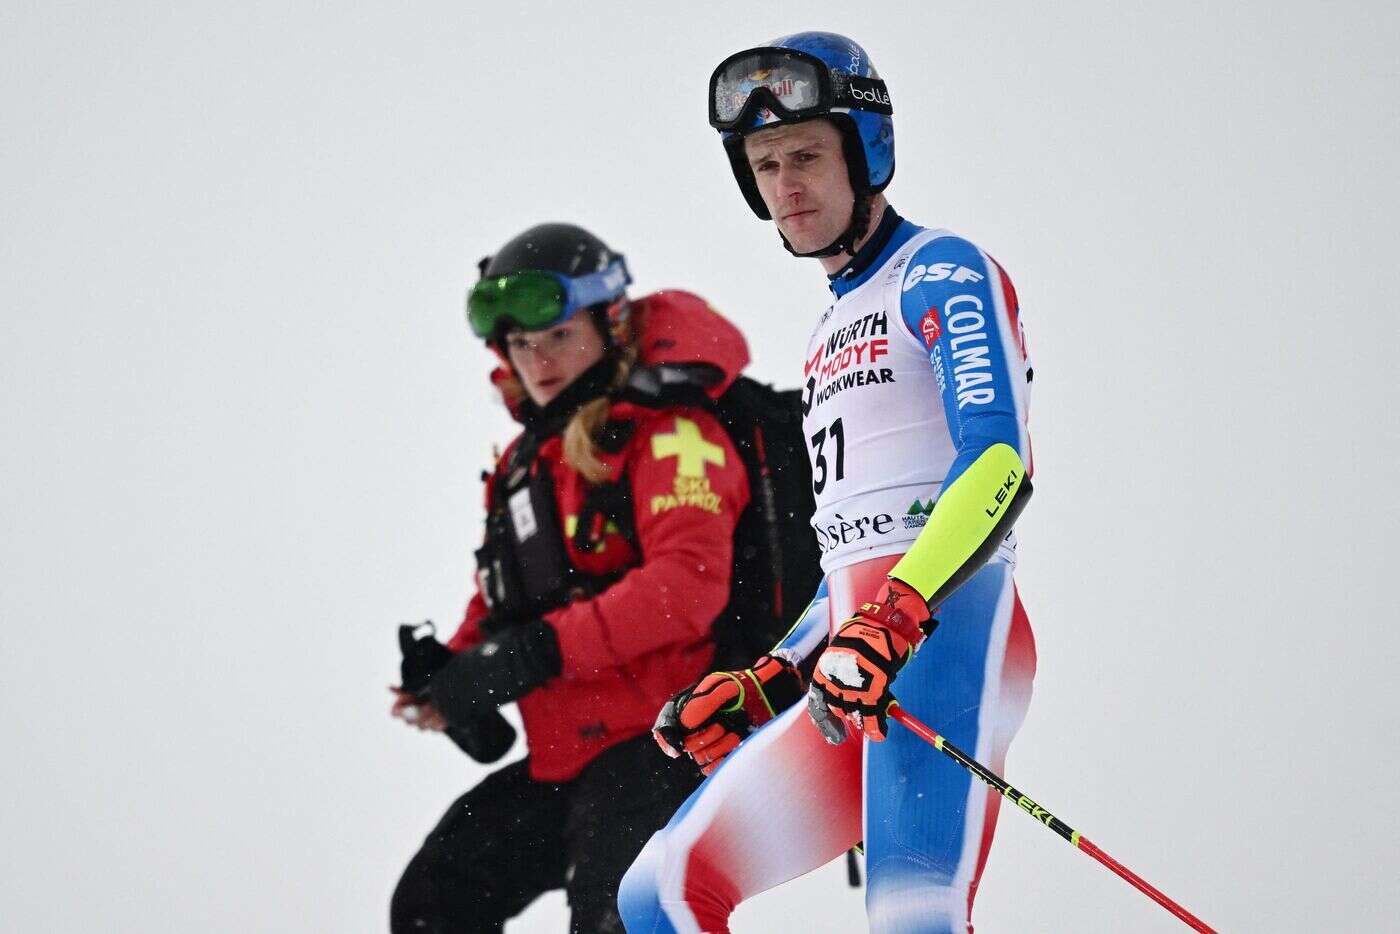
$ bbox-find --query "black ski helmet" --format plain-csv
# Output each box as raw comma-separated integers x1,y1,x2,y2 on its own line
480,223,623,282
470,223,631,344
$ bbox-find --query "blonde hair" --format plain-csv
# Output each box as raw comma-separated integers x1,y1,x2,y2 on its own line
498,304,638,485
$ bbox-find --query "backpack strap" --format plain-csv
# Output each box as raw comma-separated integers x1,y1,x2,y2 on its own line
619,363,723,410
572,469,637,553
577,364,723,555
571,419,638,553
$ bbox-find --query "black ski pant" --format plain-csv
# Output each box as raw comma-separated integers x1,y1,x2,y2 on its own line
390,734,700,934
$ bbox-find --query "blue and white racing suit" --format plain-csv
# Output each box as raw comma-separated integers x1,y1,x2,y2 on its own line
621,210,1037,934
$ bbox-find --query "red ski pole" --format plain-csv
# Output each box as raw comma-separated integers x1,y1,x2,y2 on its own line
888,703,1217,933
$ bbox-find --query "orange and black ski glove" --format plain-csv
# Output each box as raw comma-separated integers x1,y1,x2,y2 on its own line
652,655,805,775
808,578,936,744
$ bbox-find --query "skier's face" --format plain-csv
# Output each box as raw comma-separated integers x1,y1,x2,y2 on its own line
744,119,855,254
503,315,606,406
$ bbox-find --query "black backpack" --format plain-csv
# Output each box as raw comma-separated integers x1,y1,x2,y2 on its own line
574,368,822,669
707,376,823,668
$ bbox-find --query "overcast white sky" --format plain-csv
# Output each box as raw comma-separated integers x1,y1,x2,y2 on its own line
3,2,1398,931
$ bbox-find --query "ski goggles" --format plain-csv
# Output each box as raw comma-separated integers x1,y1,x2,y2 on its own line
708,46,892,132
467,258,631,339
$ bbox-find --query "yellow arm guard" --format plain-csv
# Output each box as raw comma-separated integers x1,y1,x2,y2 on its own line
890,442,1032,608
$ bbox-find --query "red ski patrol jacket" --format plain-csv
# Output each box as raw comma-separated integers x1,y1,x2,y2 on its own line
448,291,752,782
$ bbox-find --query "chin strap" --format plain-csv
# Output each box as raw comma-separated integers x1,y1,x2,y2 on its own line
780,191,873,259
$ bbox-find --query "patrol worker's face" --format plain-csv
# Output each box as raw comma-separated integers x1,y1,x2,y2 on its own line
744,119,855,254
503,315,606,406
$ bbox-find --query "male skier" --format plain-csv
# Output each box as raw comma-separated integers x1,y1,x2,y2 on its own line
619,32,1037,933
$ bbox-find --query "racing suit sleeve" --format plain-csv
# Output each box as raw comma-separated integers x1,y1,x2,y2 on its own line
548,408,750,677
889,236,1033,607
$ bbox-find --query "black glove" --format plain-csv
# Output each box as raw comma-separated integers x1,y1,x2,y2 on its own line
397,622,518,763
427,620,562,728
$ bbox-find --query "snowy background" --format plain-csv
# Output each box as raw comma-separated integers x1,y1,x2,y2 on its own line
4,2,1398,931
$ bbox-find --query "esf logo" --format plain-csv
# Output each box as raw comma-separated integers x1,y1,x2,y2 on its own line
902,262,985,292
813,511,895,553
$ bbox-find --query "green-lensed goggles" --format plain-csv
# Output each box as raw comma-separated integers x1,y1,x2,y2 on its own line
466,259,631,339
